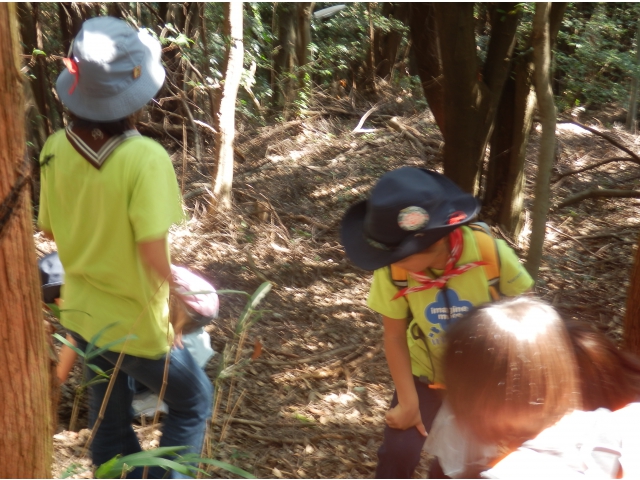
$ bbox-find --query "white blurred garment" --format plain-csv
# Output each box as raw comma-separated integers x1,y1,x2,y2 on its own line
482,403,640,479
180,327,215,368
424,400,499,478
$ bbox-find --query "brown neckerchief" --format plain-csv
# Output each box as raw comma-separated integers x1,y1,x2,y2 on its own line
65,123,140,169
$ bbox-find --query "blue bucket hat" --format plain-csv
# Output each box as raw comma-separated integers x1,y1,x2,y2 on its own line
340,167,480,271
56,16,165,122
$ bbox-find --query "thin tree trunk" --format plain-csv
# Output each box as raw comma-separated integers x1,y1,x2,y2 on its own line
626,18,640,133
375,3,409,80
211,2,243,212
296,2,313,90
407,3,446,135
273,3,297,112
365,2,377,95
0,4,53,477
526,2,557,281
485,3,565,238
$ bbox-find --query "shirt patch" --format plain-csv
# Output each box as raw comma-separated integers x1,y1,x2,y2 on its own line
424,289,473,333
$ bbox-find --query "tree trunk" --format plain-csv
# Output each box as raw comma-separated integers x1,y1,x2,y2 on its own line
432,3,518,193
18,2,53,136
626,17,640,133
624,234,640,355
211,2,243,212
273,3,297,112
296,2,313,91
485,3,566,238
374,2,409,81
485,55,535,238
364,2,377,95
0,4,53,477
526,2,557,281
407,3,446,134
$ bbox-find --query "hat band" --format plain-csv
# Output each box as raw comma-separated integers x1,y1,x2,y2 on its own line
365,233,396,251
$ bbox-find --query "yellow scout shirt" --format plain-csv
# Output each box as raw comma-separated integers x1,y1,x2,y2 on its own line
367,226,533,384
38,130,184,358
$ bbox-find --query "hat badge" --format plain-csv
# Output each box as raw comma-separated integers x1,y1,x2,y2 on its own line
398,206,429,231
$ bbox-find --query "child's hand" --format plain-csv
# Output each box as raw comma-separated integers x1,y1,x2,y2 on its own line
385,403,427,436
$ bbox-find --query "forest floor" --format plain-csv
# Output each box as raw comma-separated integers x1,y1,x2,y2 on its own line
41,85,640,479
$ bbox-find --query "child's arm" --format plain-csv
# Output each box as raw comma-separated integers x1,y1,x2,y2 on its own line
383,315,427,436
56,334,78,383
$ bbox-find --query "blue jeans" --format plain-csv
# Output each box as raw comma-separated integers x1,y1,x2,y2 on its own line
72,334,213,478
375,376,444,478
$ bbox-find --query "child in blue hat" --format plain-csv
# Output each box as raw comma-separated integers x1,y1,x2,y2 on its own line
38,17,212,477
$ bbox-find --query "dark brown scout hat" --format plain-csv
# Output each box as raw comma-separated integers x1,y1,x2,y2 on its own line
340,167,480,271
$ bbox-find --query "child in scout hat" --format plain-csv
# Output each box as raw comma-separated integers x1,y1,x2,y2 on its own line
38,17,212,477
340,167,533,478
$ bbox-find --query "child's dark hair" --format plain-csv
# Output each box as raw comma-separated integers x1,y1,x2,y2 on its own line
443,297,582,448
565,319,640,411
68,112,138,136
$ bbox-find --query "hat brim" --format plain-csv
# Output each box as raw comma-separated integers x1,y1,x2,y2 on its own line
340,181,480,271
57,56,165,122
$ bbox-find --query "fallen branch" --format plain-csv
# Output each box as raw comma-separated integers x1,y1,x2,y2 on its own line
554,156,638,180
546,224,603,258
352,104,379,133
387,117,439,158
555,188,640,209
303,164,333,177
183,186,209,201
557,119,640,164
283,213,332,231
220,417,267,428
281,343,384,380
245,250,271,284
237,429,369,445
574,232,630,241
256,345,355,366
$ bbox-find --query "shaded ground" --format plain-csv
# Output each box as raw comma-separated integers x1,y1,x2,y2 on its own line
44,87,640,478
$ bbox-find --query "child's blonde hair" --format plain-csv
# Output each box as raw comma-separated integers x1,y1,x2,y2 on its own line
443,297,582,447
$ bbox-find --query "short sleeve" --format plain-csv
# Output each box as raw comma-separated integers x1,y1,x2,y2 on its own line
128,141,184,242
37,146,52,233
497,239,534,296
367,267,411,320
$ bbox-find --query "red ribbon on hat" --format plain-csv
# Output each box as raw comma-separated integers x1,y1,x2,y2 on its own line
63,58,79,95
392,211,487,300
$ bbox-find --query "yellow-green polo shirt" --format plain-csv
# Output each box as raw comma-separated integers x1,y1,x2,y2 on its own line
368,226,533,384
38,130,184,358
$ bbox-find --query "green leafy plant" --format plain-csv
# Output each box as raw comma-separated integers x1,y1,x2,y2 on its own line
94,447,255,479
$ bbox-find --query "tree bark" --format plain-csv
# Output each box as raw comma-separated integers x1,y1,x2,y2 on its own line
407,3,446,134
435,3,519,193
485,3,566,238
296,2,313,90
624,234,640,355
18,2,53,136
374,3,409,81
485,55,535,237
526,2,557,281
0,4,53,477
626,17,640,133
273,3,297,112
211,2,244,212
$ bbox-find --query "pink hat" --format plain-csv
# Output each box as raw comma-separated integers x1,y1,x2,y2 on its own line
171,265,219,324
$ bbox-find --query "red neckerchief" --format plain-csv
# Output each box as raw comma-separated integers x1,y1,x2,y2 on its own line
392,220,487,300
